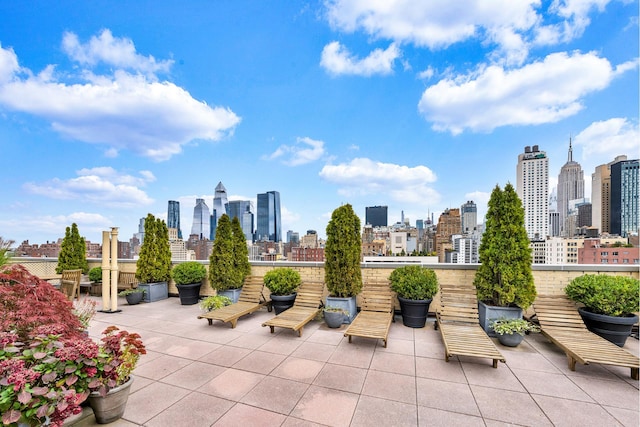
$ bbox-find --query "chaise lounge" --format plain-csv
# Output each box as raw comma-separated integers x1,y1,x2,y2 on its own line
262,281,324,337
198,276,271,328
533,294,639,380
344,282,394,347
435,282,506,368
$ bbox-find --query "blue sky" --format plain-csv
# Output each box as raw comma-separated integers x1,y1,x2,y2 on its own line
0,1,638,245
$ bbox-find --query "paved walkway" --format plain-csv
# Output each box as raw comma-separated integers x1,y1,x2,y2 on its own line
70,296,639,427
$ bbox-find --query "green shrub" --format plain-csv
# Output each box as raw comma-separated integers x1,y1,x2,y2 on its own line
89,266,102,283
56,223,88,274
324,204,362,297
199,295,232,312
263,268,301,295
389,265,438,300
118,288,145,297
491,318,540,336
136,213,172,283
564,274,640,317
171,261,207,285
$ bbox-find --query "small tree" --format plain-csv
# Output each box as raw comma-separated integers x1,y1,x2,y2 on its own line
474,183,536,309
56,223,88,273
209,214,241,291
231,216,251,282
324,204,362,297
136,214,172,284
0,237,14,268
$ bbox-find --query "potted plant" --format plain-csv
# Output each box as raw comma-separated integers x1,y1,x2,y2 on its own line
199,295,232,312
136,213,172,302
118,288,145,305
263,267,301,314
87,326,146,424
323,306,348,328
473,183,537,336
171,261,207,305
208,214,249,302
564,274,640,347
56,222,89,274
490,317,540,347
389,265,438,328
324,204,362,323
89,266,103,296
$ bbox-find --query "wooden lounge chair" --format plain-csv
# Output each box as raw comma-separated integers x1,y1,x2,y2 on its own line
262,281,324,337
344,282,394,347
533,295,639,380
198,276,271,328
435,283,506,368
117,271,138,291
60,269,82,301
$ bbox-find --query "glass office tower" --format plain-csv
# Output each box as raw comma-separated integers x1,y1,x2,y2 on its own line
191,198,211,240
256,191,281,242
167,200,182,239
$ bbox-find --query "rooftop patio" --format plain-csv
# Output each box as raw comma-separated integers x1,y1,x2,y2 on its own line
69,296,638,427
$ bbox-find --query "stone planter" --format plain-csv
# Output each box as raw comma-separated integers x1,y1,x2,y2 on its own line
478,302,523,337
578,307,638,347
177,282,202,305
324,310,345,328
138,281,168,303
125,292,144,305
270,293,297,314
398,296,432,328
325,296,357,324
496,333,525,347
218,288,242,303
88,376,133,424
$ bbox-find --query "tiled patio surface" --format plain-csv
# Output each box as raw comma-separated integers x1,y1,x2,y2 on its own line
70,296,639,427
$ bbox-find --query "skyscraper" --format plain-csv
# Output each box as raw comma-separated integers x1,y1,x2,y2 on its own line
610,158,639,237
592,155,627,234
256,191,282,242
191,198,211,240
228,200,255,241
211,182,230,240
167,200,182,239
517,145,549,240
460,201,477,233
365,206,388,227
557,140,584,236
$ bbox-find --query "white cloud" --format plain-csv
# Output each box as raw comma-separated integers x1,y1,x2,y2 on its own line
319,158,440,205
0,212,112,242
23,168,155,208
62,30,173,76
0,31,240,161
418,51,624,134
320,41,400,76
573,118,639,160
265,136,326,166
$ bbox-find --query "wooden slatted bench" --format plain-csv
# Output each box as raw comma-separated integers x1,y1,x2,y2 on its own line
436,283,505,368
262,281,324,337
198,276,270,328
534,295,639,380
344,282,394,347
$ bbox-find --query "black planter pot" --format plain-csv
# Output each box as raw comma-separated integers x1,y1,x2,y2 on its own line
324,310,345,328
578,307,638,347
125,292,143,305
497,333,524,347
271,293,297,314
177,282,202,305
398,296,432,328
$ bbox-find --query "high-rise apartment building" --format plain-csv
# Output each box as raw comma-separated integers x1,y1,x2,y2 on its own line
256,191,282,242
592,155,627,234
365,206,388,227
190,198,211,240
211,182,230,240
228,200,254,242
167,200,182,239
557,141,584,236
517,145,549,240
435,208,461,262
610,158,639,237
286,230,300,245
460,201,477,233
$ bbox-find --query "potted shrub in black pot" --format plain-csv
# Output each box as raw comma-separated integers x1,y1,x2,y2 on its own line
263,267,301,314
565,274,639,347
118,288,145,305
323,307,348,328
473,183,537,336
324,204,363,324
172,261,207,305
390,265,438,328
136,213,172,302
491,318,540,347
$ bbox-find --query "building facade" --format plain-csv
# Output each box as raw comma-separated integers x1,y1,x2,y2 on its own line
211,182,230,240
190,198,211,240
167,200,182,239
610,158,639,237
557,141,584,236
517,145,549,240
228,200,255,242
256,190,282,242
460,201,477,234
365,205,388,227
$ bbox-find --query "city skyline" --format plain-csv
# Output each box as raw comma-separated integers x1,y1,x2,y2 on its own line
0,2,637,244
